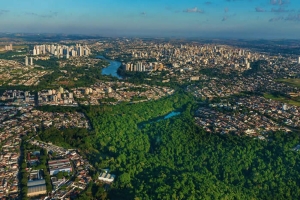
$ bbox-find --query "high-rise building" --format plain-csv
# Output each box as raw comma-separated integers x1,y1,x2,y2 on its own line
238,50,242,56
66,49,69,59
30,57,33,66
283,104,288,111
77,46,83,56
56,92,61,99
25,56,28,66
5,44,13,51
51,45,55,54
298,57,300,64
59,86,64,94
246,63,250,69
47,45,51,52
59,48,63,55
53,95,58,102
126,63,131,71
71,50,77,57
42,45,46,54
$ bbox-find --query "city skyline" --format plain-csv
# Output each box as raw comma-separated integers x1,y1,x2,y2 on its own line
0,0,300,38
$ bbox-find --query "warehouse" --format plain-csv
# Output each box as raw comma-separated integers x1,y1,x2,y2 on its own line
27,179,47,197
48,158,72,176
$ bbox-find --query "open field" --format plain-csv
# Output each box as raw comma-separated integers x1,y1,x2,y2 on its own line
276,78,300,88
264,93,300,106
57,80,75,87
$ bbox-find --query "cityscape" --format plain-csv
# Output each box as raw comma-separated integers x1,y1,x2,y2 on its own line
1,0,300,199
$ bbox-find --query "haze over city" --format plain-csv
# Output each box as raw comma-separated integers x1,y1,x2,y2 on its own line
1,0,300,38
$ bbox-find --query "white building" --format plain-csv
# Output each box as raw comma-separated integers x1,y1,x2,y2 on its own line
25,56,28,66
98,171,115,183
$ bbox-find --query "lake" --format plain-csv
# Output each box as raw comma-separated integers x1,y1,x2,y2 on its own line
138,111,181,129
97,56,122,79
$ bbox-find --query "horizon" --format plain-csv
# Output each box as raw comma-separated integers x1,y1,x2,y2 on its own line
2,32,300,41
1,0,300,39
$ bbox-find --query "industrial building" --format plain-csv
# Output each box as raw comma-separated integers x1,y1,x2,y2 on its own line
27,179,47,197
48,158,72,176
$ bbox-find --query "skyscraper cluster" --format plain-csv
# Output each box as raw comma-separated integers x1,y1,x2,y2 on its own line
125,62,164,72
32,44,91,58
38,87,75,105
5,44,13,51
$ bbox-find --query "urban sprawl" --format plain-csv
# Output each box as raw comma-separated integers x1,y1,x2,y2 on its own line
0,38,300,199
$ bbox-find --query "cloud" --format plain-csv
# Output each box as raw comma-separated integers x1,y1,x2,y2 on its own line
285,14,300,21
270,0,290,5
25,11,58,18
271,7,293,12
221,13,236,22
269,14,300,22
269,16,283,21
183,7,204,13
255,7,265,12
0,10,9,15
270,0,277,5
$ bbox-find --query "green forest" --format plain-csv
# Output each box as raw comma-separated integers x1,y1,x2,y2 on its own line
40,92,300,199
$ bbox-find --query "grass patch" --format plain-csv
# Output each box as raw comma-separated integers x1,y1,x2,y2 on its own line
276,78,300,88
57,80,75,87
264,93,300,106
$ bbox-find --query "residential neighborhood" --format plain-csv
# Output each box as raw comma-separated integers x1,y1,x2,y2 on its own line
195,95,299,137
72,81,175,105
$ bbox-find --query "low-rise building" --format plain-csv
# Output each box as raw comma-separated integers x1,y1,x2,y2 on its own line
98,171,115,183
27,179,47,197
48,159,72,176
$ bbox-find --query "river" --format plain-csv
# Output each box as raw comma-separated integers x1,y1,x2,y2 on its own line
97,56,122,79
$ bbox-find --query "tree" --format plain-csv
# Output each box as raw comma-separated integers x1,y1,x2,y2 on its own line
118,173,131,188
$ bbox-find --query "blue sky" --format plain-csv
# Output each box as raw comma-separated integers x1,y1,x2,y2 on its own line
0,0,300,38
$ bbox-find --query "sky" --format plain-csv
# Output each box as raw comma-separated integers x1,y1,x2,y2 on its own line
0,0,300,39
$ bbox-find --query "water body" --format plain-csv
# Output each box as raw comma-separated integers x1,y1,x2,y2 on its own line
97,56,122,79
163,111,181,119
138,111,181,129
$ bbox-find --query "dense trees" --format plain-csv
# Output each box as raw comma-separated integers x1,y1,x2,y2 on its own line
83,92,300,199
38,128,96,154
39,148,52,193
77,182,108,200
37,91,300,199
19,140,28,200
